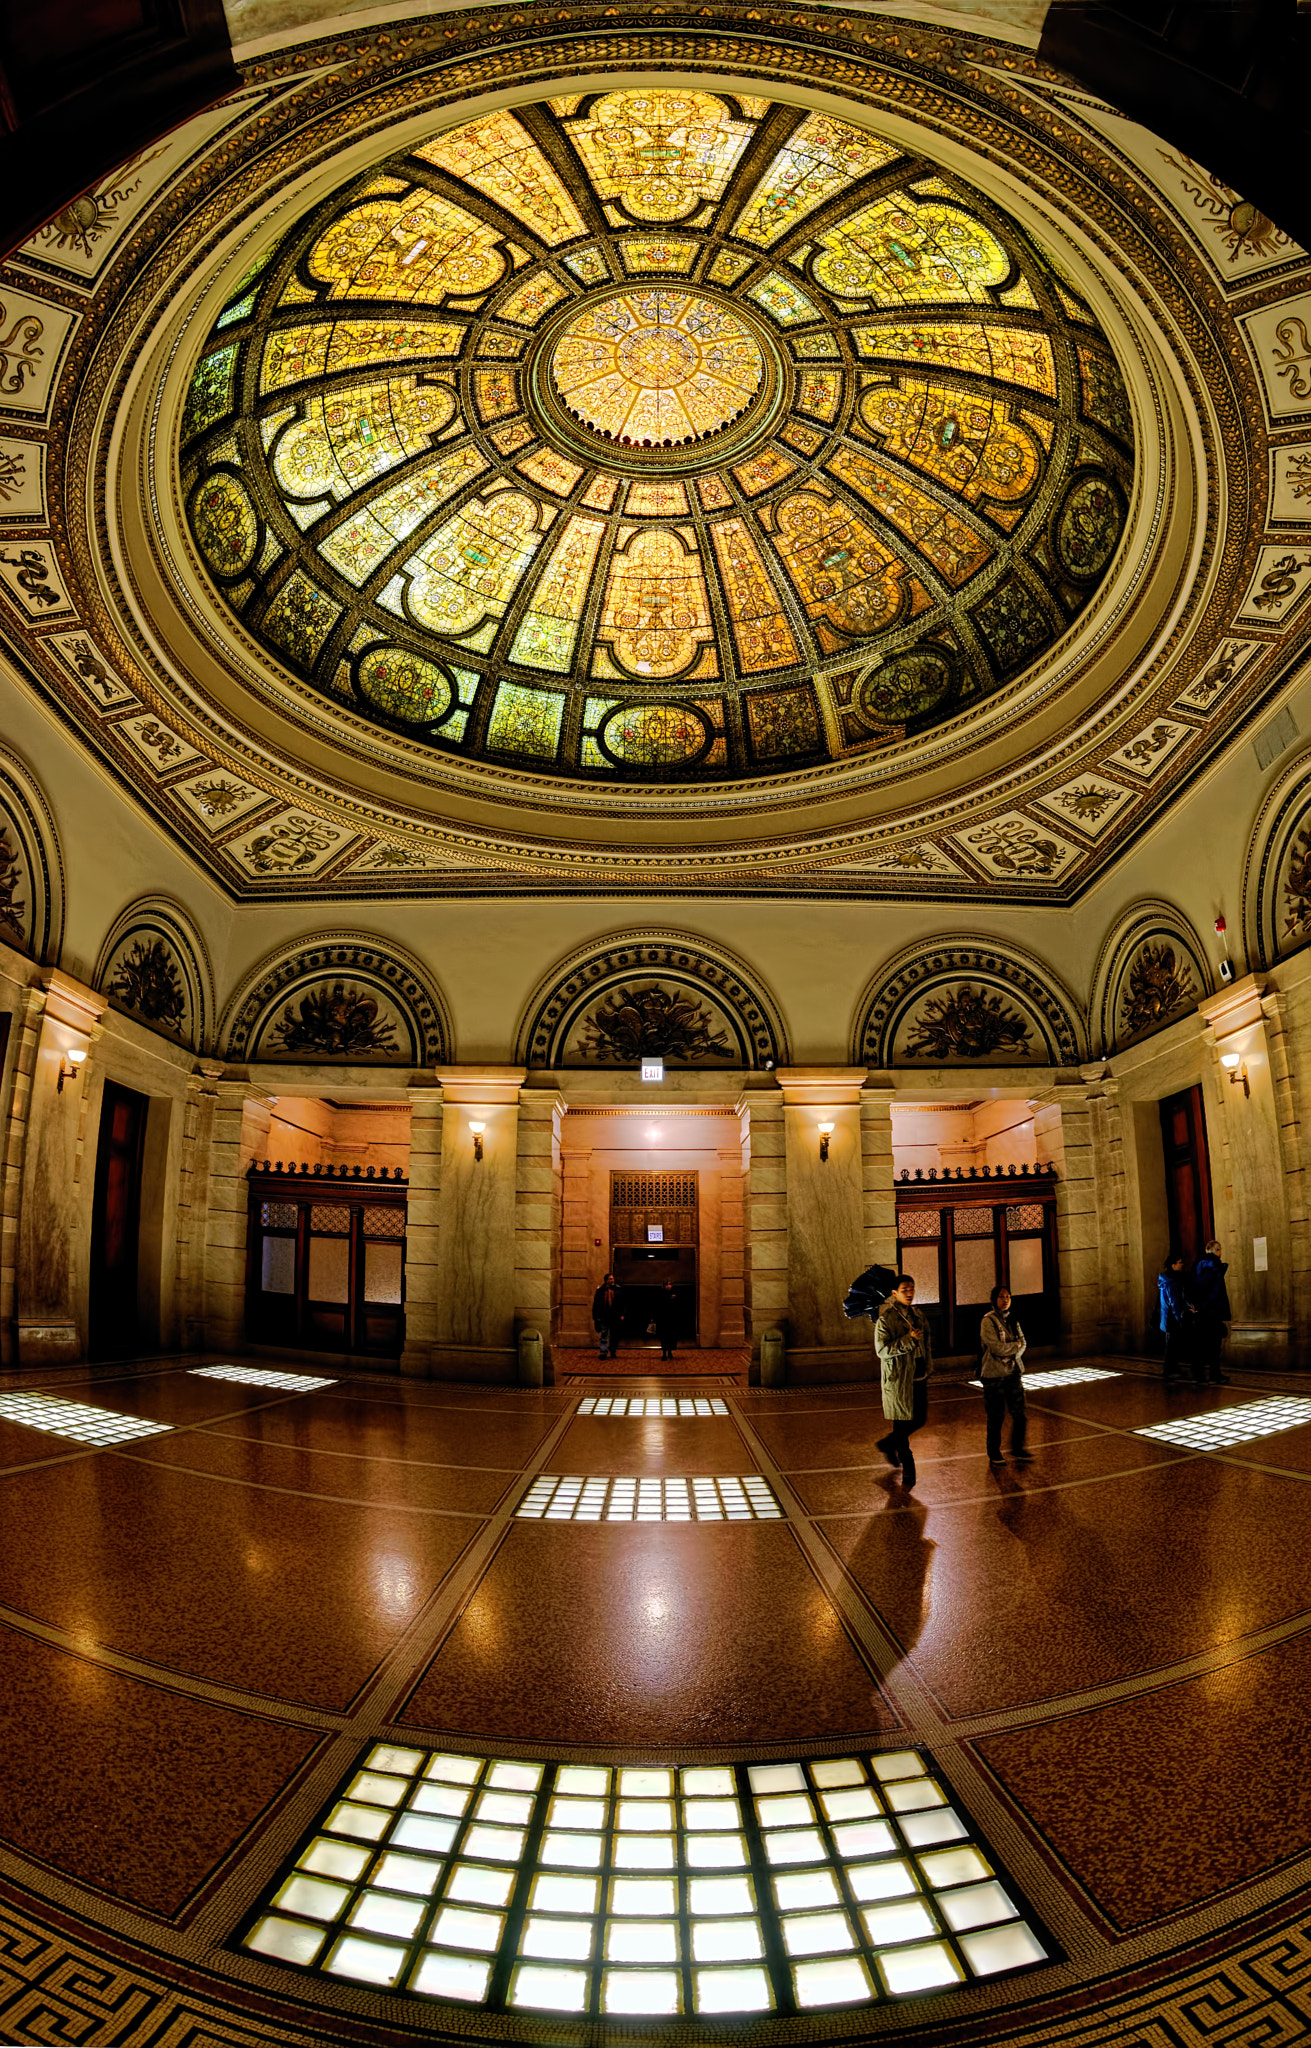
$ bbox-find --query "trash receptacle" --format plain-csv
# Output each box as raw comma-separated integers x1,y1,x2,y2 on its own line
518,1327,544,1387
760,1327,786,1388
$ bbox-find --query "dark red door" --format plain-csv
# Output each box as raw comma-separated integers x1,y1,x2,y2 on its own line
1159,1084,1214,1266
89,1080,148,1359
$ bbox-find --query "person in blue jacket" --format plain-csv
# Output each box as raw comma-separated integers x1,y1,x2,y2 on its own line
1158,1249,1195,1386
1190,1239,1232,1384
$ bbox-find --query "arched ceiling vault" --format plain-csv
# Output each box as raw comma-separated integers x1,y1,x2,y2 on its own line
1,2,1308,902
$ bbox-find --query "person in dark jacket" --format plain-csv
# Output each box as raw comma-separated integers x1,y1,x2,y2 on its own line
979,1283,1030,1463
1158,1250,1194,1386
1191,1239,1232,1384
592,1273,622,1359
655,1280,679,1361
874,1275,932,1488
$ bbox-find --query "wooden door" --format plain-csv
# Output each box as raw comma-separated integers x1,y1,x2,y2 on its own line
1159,1084,1214,1265
89,1080,148,1359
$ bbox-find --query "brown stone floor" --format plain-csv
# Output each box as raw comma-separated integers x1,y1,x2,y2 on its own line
0,1352,1309,2042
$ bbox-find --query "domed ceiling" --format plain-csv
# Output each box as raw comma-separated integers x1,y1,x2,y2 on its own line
180,92,1133,782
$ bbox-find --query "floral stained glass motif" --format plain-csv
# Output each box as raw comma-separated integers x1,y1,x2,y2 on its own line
565,248,610,286
564,91,755,221
797,370,842,421
272,382,457,505
263,574,341,664
308,192,507,303
515,448,585,496
260,322,464,394
732,449,798,496
773,492,913,637
626,481,689,517
192,472,259,578
618,239,698,274
748,274,820,327
853,323,1056,398
710,520,800,671
551,292,763,446
1077,347,1133,445
601,703,709,766
510,515,606,671
415,112,587,246
498,273,570,326
813,195,1010,302
486,681,565,757
356,647,453,723
735,112,901,247
181,347,236,443
697,475,733,511
857,383,1043,512
472,369,517,421
828,449,991,586
319,447,488,585
600,528,715,677
708,250,753,286
404,493,540,638
746,685,822,756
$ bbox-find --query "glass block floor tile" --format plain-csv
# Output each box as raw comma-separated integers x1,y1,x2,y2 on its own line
577,1397,729,1417
0,1391,173,1446
515,1475,782,1520
1135,1395,1311,1450
191,1366,338,1392
967,1369,1121,1391
241,1743,1051,2016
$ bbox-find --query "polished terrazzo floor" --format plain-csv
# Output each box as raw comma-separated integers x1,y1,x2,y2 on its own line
0,1354,1309,2043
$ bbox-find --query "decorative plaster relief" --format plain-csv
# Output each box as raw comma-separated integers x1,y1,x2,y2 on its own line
345,840,471,874
1090,900,1210,1055
853,937,1082,1067
902,984,1035,1061
0,289,75,419
0,823,27,948
830,841,969,878
0,437,46,523
171,771,270,830
0,542,75,623
516,930,787,1069
1104,718,1189,779
117,714,204,778
47,633,137,710
1240,295,1311,421
1269,447,1311,528
1235,546,1311,627
94,898,213,1051
1171,637,1261,715
1031,775,1134,839
225,809,354,878
954,811,1077,879
219,933,449,1065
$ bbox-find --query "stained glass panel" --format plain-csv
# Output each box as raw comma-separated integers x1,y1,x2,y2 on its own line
601,704,710,766
826,451,994,587
812,195,1009,302
357,648,453,723
600,529,715,678
745,687,822,757
271,382,456,503
308,192,507,302
853,323,1056,398
565,92,754,221
486,683,565,757
854,385,1043,511
498,273,570,326
709,521,800,671
263,574,341,665
415,113,587,246
405,494,540,637
551,292,762,446
320,447,488,585
772,492,910,637
735,113,900,247
510,516,606,671
192,471,259,578
747,275,820,327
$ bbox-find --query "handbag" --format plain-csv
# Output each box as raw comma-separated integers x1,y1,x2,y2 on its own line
646,1319,658,1337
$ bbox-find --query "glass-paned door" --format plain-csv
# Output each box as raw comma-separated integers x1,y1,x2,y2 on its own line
247,1179,407,1355
896,1195,1057,1355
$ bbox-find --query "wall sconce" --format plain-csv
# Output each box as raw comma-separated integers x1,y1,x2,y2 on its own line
56,1047,86,1094
1220,1052,1250,1098
468,1120,486,1162
818,1120,835,1162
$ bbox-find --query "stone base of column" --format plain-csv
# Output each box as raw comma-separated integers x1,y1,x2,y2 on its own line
784,1341,878,1385
400,1341,519,1385
16,1320,80,1367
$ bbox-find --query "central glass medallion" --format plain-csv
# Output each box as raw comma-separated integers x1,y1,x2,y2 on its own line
550,289,764,446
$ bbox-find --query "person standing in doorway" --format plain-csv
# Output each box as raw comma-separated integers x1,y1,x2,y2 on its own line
980,1283,1030,1463
592,1272,622,1359
874,1274,932,1488
655,1279,679,1361
1191,1239,1232,1384
1158,1249,1194,1387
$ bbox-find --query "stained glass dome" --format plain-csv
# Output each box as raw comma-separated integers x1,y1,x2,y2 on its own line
180,91,1134,781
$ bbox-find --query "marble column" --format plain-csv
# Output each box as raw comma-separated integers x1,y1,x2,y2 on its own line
740,1078,787,1367
717,1142,746,1345
175,1060,223,1353
1200,976,1294,1365
859,1079,897,1268
400,1082,443,1377
1033,1080,1100,1356
202,1080,274,1354
1082,1063,1131,1354
430,1067,524,1383
17,970,105,1367
0,981,44,1366
777,1068,872,1382
1261,986,1311,1358
515,1085,564,1368
559,1141,594,1347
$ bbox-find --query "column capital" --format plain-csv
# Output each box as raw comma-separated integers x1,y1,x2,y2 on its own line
774,1067,867,1107
1199,974,1268,1040
40,968,104,1036
435,1065,525,1105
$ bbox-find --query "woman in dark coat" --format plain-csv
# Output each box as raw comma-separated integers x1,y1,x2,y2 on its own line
1158,1250,1194,1387
592,1273,622,1359
874,1274,932,1488
1190,1239,1232,1384
655,1280,679,1361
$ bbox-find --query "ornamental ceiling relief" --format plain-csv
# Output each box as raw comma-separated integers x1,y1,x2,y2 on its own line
0,14,1308,899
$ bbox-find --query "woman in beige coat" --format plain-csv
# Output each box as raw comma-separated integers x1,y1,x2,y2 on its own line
874,1274,933,1488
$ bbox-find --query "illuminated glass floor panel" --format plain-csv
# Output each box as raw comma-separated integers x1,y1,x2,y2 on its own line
0,1391,173,1446
578,1397,729,1417
516,1475,782,1520
243,1745,1049,2016
1135,1396,1311,1450
968,1369,1121,1391
191,1365,338,1392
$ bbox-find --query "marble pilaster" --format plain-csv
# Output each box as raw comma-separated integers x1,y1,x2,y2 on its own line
777,1068,871,1381
400,1083,442,1376
429,1067,524,1382
16,971,105,1367
515,1086,564,1365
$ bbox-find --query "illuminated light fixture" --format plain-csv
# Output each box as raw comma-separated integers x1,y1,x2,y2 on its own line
1220,1051,1250,1098
469,1120,486,1162
641,1057,664,1083
56,1046,86,1094
818,1120,835,1163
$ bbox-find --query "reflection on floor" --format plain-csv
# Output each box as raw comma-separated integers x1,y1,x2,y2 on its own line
0,1352,1308,2044
247,1742,1046,2015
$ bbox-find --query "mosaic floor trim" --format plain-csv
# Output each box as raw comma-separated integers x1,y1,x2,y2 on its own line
0,1391,172,1446
515,1474,783,1520
1135,1395,1311,1449
244,1744,1049,2018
